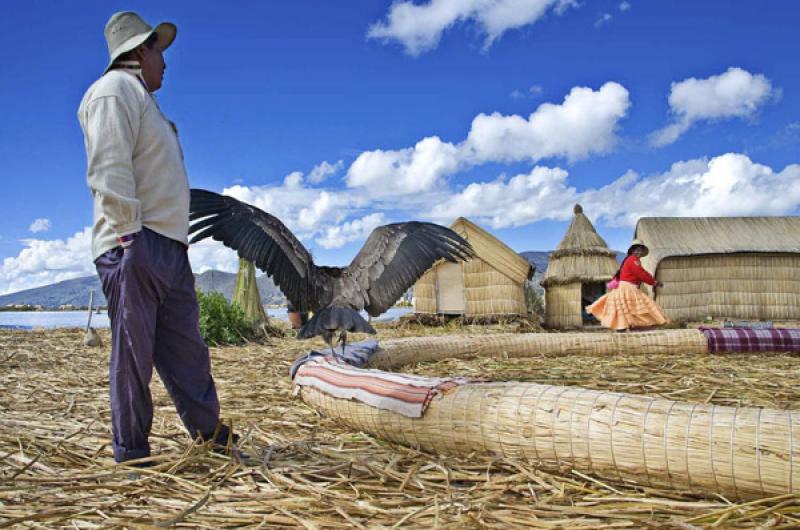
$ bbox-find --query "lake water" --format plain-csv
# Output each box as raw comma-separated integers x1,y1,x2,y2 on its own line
0,306,413,330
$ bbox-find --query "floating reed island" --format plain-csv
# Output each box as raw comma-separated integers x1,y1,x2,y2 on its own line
4,325,800,528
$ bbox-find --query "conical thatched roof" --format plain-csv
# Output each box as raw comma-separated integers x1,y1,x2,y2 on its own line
541,204,618,287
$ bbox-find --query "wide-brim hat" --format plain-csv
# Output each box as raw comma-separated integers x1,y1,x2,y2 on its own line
627,238,649,257
103,11,176,74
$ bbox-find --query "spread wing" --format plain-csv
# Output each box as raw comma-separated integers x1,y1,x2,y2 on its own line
188,189,323,309
347,222,475,316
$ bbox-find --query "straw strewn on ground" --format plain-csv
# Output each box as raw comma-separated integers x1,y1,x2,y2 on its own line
3,326,800,528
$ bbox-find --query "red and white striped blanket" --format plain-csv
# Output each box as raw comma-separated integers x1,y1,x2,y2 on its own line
293,356,470,418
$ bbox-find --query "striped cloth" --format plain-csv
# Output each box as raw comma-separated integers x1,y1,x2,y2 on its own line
293,356,471,418
699,326,800,353
289,339,379,379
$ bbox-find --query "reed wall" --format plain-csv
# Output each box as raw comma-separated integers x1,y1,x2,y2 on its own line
656,253,800,321
544,283,583,329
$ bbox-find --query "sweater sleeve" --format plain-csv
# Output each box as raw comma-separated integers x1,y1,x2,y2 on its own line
631,258,657,286
83,95,142,237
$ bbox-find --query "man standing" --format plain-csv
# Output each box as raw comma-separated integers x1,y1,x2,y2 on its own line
78,12,236,465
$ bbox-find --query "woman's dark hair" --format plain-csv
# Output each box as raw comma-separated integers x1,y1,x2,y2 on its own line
612,255,631,280
613,244,646,279
627,244,645,256
113,33,159,64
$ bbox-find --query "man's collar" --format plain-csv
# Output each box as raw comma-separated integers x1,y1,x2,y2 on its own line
112,62,150,92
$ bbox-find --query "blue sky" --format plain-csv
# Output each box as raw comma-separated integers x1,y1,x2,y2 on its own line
1,0,798,294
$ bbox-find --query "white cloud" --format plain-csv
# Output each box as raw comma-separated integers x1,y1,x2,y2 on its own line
619,1,631,11
296,191,342,233
424,153,800,230
463,82,630,164
0,225,247,296
0,175,380,293
0,227,94,295
347,82,630,196
511,84,544,99
223,180,358,241
595,13,612,27
28,218,52,233
317,213,386,249
280,161,345,189
188,239,240,274
585,153,800,226
650,67,775,147
367,0,578,56
426,166,577,227
283,171,304,189
308,160,344,184
346,136,461,197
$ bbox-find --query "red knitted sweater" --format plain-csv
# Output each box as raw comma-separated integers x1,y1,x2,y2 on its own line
619,256,657,286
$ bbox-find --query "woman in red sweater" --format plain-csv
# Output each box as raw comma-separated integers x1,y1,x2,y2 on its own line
587,239,669,331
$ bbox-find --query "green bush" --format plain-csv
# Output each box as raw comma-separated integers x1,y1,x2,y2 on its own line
197,290,259,345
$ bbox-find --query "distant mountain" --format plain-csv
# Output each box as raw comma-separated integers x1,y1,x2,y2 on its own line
194,270,285,305
519,251,549,295
519,251,549,274
0,276,104,309
0,270,286,309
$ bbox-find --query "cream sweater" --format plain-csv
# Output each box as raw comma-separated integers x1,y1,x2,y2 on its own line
78,69,190,259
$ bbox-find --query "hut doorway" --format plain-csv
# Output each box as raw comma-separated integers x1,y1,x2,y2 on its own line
581,282,605,323
436,262,465,314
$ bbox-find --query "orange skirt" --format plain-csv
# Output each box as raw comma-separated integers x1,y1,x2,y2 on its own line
587,281,668,331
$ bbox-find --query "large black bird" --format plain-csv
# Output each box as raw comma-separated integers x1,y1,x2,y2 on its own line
189,189,474,352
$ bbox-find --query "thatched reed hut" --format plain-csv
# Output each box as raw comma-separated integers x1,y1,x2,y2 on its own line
635,216,800,322
541,204,619,329
414,217,533,318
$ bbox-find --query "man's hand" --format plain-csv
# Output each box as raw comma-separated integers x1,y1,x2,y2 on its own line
118,232,139,250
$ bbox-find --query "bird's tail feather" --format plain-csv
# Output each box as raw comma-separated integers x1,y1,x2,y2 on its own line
298,307,376,339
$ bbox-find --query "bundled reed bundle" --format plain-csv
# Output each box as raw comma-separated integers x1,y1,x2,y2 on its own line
299,327,800,501
368,329,709,369
232,258,268,324
301,379,800,501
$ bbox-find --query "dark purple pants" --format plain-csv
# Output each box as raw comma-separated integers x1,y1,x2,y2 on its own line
95,228,229,462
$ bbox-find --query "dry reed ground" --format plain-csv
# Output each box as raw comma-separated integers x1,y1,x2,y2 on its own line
2,323,800,529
